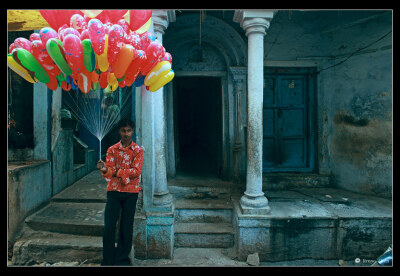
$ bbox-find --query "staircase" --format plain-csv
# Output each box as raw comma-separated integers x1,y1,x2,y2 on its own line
168,175,236,249
11,171,106,265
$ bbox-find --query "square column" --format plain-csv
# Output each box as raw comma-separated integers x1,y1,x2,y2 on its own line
234,10,275,215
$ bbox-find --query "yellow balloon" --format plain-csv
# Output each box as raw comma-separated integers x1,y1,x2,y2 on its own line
135,18,151,34
7,54,38,83
81,10,103,18
107,73,118,92
149,69,174,92
96,34,109,72
144,61,171,87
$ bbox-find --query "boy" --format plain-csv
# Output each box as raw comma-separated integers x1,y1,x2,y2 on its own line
97,118,143,266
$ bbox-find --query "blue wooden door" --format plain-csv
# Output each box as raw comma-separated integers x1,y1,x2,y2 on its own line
263,67,315,172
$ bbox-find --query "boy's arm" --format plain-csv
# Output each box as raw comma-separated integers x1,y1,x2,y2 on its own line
101,147,117,178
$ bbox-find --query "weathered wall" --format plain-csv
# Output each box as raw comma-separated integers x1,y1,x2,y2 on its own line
8,161,52,244
263,10,392,198
322,12,392,198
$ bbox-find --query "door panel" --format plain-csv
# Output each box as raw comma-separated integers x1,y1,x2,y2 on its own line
263,67,315,172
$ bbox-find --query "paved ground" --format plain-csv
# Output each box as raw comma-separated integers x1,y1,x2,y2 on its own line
10,246,380,267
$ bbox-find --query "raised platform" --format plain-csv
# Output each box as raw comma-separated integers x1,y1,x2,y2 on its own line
11,171,392,265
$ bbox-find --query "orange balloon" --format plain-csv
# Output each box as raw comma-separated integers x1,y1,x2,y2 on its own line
78,68,92,93
91,70,99,83
113,44,134,79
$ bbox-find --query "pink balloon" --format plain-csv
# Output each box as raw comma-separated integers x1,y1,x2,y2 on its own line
107,24,126,68
139,32,155,51
14,37,33,53
39,27,59,45
88,18,106,55
29,33,41,42
63,34,84,75
59,27,80,41
162,52,172,65
80,29,90,40
70,14,87,31
118,19,130,34
124,32,140,49
57,24,69,36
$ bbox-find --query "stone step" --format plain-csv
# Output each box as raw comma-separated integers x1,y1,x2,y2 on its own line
263,173,331,190
169,185,231,200
51,171,106,203
174,198,233,223
174,222,234,248
12,232,103,265
25,202,105,236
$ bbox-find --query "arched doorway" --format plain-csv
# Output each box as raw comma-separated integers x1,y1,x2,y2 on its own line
164,12,247,181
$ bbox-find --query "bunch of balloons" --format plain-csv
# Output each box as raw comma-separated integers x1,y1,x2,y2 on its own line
7,10,174,93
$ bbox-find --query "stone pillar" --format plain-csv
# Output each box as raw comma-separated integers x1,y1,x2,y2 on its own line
138,10,176,260
234,10,275,215
151,10,173,208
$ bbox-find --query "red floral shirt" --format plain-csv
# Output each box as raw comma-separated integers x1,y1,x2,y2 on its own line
101,141,143,193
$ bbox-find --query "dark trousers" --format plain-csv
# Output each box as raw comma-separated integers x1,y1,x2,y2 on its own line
101,191,138,266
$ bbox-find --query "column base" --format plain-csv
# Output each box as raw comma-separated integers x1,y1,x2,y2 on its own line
153,191,173,207
240,193,271,215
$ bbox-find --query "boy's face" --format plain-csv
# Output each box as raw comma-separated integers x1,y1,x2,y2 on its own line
119,126,134,144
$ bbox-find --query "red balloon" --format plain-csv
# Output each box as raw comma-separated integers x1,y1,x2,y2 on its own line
31,40,61,76
141,40,165,75
63,34,84,75
61,81,71,91
99,71,109,89
125,77,134,87
39,10,84,32
129,10,152,32
107,24,125,68
96,10,128,25
9,43,15,53
46,74,59,90
126,50,146,83
118,80,126,88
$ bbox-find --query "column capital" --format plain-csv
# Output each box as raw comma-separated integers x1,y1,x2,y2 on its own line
233,10,276,37
229,66,247,80
152,10,176,35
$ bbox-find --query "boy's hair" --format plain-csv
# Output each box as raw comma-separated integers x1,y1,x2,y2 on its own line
117,118,135,130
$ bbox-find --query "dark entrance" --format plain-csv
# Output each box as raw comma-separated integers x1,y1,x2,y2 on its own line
174,76,222,177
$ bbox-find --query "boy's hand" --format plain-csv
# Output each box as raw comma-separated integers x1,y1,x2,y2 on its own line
97,160,107,172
